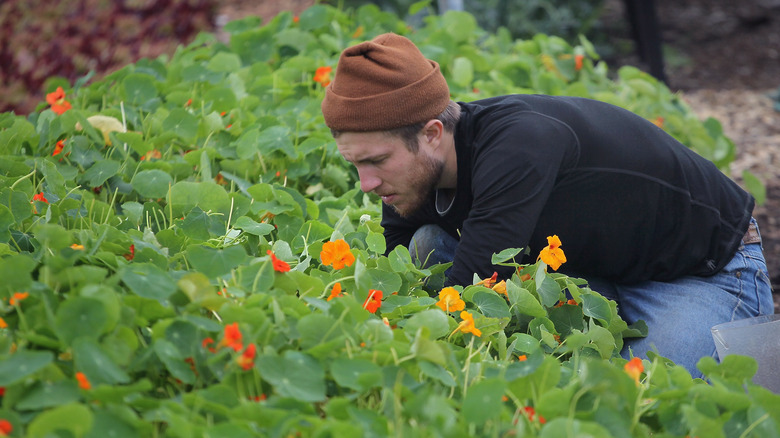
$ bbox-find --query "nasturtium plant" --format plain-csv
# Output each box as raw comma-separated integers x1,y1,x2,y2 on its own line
0,2,776,437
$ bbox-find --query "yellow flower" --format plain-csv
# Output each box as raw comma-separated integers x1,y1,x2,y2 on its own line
492,280,507,296
453,311,481,337
538,235,567,271
435,287,465,313
70,244,84,250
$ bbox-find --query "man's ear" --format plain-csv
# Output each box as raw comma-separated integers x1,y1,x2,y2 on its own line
422,119,444,148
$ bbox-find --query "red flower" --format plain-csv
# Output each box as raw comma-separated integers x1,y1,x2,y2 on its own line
123,244,135,261
363,289,383,313
313,66,332,87
53,139,65,156
0,419,12,436
76,372,91,390
202,337,216,353
219,322,243,352
0,387,5,396
237,343,257,371
267,250,291,272
523,406,546,424
32,192,49,204
46,86,72,115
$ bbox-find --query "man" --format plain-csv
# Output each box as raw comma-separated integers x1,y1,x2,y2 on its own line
321,33,774,379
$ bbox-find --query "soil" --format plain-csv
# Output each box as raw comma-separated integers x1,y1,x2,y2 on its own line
218,0,780,309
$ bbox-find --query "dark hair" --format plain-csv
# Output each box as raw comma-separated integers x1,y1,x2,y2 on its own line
331,100,462,152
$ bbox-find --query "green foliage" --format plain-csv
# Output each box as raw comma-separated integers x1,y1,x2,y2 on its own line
0,3,775,437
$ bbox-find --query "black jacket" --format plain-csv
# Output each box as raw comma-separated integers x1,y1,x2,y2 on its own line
381,95,754,286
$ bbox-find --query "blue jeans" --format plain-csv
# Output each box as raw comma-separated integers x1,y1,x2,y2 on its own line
410,220,775,379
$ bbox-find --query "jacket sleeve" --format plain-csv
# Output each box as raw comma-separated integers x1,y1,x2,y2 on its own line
444,112,578,286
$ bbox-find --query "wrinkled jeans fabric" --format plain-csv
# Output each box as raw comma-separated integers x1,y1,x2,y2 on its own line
409,219,774,379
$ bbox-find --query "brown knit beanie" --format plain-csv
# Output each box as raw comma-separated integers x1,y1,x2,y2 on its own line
321,33,450,132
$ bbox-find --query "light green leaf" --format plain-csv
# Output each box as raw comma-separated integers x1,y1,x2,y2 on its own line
232,216,274,236
471,290,511,319
330,357,382,391
462,378,505,426
72,338,131,385
27,403,94,438
163,108,199,141
169,181,231,217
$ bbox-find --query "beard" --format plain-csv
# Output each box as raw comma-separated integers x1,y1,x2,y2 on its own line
391,152,445,218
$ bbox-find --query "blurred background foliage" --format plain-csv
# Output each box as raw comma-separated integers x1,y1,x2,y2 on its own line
1,0,625,115
329,0,608,47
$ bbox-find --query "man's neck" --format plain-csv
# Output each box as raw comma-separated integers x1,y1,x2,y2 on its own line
437,131,458,190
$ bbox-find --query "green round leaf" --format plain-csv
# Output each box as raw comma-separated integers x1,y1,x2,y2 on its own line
257,351,326,402
121,263,177,301
0,350,54,386
55,297,109,345
186,244,247,279
131,169,173,199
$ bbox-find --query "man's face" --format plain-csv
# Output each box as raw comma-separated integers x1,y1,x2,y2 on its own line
336,131,444,217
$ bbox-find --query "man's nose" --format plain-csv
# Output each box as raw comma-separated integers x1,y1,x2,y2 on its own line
357,168,381,193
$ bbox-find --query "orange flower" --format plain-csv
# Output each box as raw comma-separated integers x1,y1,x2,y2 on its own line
475,271,498,288
574,54,585,71
201,337,216,353
237,343,257,371
267,250,291,272
320,239,355,270
624,357,644,385
327,282,343,301
454,311,481,337
9,292,29,306
32,192,49,204
53,139,65,156
652,116,664,128
46,86,72,115
70,243,84,250
0,317,7,329
363,289,382,313
435,287,465,313
293,15,299,23
517,354,527,361
538,235,566,271
219,322,243,352
313,66,332,87
352,25,364,39
123,244,135,261
0,419,12,436
76,372,91,390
